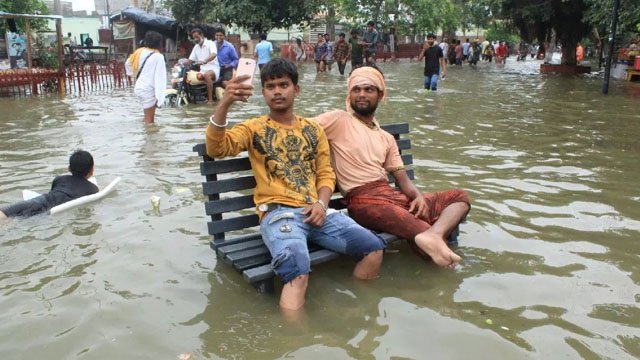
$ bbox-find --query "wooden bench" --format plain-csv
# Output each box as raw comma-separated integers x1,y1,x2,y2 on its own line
626,69,640,81
193,123,458,293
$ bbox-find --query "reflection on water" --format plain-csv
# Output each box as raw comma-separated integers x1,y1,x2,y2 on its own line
1,59,639,359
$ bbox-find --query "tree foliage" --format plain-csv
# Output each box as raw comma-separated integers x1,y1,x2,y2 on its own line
459,0,494,34
219,0,324,34
0,0,50,34
585,0,640,43
162,0,210,24
484,22,519,44
333,0,385,25
164,0,324,34
162,0,639,53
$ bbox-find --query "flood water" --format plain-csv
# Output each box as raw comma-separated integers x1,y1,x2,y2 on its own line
1,58,639,359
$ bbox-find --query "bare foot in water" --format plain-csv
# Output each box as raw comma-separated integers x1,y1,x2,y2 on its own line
414,232,461,268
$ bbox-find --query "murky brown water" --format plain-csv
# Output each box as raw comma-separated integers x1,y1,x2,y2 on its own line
1,59,639,359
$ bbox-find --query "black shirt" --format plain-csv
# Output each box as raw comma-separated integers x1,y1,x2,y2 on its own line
45,175,99,206
423,46,443,75
1,174,99,218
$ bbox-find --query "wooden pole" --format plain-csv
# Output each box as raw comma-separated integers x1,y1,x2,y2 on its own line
25,19,38,95
56,18,66,98
25,19,32,69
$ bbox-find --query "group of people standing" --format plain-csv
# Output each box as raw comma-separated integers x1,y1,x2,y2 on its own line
434,37,511,67
302,21,379,75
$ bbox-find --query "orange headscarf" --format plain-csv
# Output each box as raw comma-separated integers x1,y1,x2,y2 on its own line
346,66,386,111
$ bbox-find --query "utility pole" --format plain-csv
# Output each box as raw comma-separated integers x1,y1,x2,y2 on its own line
602,0,620,95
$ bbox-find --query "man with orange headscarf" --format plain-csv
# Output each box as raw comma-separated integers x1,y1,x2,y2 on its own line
315,66,470,268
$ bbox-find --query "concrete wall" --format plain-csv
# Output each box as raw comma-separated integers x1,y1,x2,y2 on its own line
47,17,102,46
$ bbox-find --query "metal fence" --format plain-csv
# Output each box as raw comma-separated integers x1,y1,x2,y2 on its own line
0,68,62,97
64,60,132,94
0,60,131,97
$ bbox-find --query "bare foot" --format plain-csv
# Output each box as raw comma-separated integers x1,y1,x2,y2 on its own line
414,232,461,268
353,250,383,280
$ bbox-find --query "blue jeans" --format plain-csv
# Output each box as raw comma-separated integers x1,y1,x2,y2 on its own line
260,205,386,283
424,73,439,91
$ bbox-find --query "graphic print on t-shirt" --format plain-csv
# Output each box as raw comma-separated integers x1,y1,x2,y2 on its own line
252,124,320,203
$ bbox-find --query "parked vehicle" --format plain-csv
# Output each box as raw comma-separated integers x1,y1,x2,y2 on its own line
165,58,208,106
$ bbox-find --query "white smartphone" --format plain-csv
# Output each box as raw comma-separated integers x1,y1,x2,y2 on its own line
235,58,256,85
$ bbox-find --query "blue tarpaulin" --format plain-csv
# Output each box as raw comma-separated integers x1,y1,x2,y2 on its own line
113,7,177,31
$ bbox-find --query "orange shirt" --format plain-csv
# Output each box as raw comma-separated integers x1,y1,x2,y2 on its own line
576,45,584,61
315,110,404,195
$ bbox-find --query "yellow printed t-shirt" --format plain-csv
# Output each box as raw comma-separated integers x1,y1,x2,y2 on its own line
206,115,336,214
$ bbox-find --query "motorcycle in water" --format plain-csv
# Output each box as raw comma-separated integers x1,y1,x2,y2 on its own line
165,59,209,106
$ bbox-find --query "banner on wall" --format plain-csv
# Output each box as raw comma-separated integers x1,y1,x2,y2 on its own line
113,20,135,40
6,32,27,69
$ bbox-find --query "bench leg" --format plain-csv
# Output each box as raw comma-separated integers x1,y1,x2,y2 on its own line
253,279,275,294
447,225,460,247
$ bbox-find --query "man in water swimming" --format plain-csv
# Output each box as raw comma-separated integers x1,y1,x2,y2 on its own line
0,150,98,219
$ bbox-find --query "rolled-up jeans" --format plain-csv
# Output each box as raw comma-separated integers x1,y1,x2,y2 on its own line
260,205,386,283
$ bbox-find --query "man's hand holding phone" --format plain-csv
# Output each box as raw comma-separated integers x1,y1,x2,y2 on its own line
219,59,256,104
235,59,256,86
209,73,255,132
221,75,254,105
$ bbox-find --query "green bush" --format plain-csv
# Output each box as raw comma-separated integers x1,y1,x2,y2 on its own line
34,35,59,69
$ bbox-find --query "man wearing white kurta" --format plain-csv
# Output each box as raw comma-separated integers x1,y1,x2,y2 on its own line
187,28,220,103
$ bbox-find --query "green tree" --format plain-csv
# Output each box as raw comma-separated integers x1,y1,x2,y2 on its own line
459,1,490,36
164,0,324,34
222,0,323,33
0,0,50,34
332,0,494,41
162,0,209,24
334,0,386,25
501,0,592,66
585,0,640,45
484,22,518,43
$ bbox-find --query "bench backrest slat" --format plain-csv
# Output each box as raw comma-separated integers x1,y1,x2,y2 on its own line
208,214,260,236
400,154,413,166
202,175,256,195
205,195,255,215
397,139,411,151
200,157,252,176
380,123,409,136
